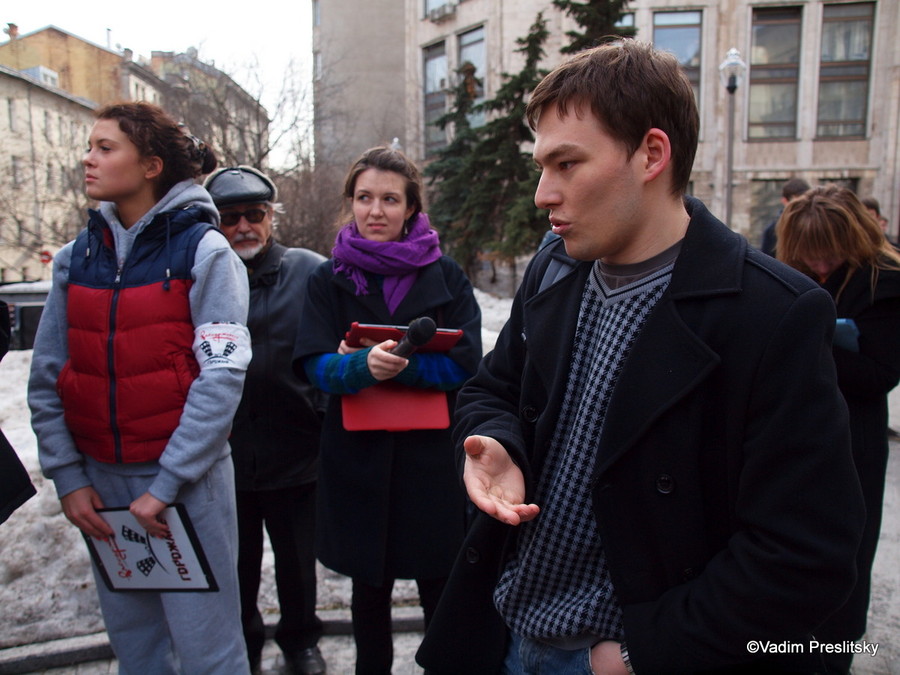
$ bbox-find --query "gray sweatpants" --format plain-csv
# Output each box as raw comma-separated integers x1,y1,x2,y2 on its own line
84,454,250,675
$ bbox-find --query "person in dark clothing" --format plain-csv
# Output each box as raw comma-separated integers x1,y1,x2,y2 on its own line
777,184,900,674
862,196,894,245
0,300,7,355
293,146,482,675
204,166,327,675
416,39,864,675
759,176,811,256
1,299,36,525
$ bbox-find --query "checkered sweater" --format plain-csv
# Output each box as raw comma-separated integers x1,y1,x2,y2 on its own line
494,259,674,646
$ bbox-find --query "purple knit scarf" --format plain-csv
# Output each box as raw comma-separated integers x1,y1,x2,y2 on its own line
332,212,443,314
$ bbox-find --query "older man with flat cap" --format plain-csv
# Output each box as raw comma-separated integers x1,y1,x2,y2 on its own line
204,166,327,675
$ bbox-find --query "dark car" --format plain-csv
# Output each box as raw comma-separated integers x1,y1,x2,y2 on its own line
0,281,51,350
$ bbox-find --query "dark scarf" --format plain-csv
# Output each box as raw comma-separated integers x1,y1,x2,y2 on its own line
332,212,442,314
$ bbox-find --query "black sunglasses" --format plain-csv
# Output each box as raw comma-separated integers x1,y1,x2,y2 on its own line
219,208,268,227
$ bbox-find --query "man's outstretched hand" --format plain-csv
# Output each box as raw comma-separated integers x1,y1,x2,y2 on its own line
462,435,540,526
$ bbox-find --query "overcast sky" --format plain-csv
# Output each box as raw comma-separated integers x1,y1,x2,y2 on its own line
3,2,312,112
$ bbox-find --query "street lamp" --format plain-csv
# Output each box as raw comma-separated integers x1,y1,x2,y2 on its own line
719,47,747,227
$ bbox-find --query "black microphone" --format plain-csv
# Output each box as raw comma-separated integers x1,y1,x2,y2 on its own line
392,316,437,358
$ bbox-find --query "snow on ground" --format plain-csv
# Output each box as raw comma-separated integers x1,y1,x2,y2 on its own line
0,288,513,649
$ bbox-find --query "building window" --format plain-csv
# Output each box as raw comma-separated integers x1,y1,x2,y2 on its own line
313,52,322,81
817,2,873,138
653,11,702,104
748,6,802,140
11,156,22,188
312,0,321,27
7,98,15,132
423,41,448,156
750,179,787,245
459,26,486,127
820,176,859,193
616,13,635,29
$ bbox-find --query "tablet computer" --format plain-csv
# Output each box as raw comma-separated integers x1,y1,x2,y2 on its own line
344,322,463,352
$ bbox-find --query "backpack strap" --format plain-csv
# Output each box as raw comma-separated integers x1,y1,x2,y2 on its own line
538,244,578,293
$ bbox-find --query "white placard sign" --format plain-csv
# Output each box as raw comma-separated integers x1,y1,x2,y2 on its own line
85,504,218,592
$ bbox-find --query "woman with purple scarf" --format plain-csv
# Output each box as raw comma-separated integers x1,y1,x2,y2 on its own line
293,147,482,674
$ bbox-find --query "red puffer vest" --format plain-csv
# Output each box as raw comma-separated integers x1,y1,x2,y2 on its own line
58,207,215,464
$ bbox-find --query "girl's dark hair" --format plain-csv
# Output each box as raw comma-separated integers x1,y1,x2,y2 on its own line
95,102,217,200
339,146,424,226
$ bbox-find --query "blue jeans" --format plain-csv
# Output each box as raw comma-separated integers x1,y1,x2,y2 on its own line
502,633,594,675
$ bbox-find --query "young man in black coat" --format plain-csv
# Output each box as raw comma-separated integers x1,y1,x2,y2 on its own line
417,40,865,675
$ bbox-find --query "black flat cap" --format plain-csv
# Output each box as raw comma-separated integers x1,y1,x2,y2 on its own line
203,166,276,207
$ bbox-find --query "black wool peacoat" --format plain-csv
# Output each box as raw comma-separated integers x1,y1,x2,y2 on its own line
417,197,866,674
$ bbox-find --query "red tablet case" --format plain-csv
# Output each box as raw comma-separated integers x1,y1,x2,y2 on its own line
344,322,463,352
342,381,450,431
341,322,463,431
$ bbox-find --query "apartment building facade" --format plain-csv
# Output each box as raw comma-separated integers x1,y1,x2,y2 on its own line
0,64,95,282
0,24,268,282
0,25,167,107
314,0,899,245
311,0,407,180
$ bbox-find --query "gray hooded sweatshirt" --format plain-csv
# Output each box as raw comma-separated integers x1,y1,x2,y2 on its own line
28,180,250,504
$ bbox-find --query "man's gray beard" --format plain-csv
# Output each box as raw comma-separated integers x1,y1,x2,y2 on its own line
235,242,264,260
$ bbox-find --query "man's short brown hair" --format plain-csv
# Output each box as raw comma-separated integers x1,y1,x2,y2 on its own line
526,39,699,195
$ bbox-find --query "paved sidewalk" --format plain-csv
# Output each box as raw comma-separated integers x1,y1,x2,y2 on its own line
0,608,426,675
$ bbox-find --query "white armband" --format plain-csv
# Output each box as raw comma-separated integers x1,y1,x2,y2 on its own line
193,322,252,371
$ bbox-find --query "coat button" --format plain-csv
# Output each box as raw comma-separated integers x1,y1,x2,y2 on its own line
465,547,480,564
655,474,675,494
522,405,538,422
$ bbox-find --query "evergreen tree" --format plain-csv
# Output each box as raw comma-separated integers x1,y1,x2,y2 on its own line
424,62,481,266
435,13,550,275
553,0,636,54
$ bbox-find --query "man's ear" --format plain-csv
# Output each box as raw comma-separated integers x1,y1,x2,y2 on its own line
641,128,671,184
143,156,163,181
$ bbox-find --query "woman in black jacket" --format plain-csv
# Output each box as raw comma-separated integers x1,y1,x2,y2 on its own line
293,146,482,674
778,185,900,673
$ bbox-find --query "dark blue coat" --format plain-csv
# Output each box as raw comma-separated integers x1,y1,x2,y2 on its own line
294,256,482,585
815,262,900,645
